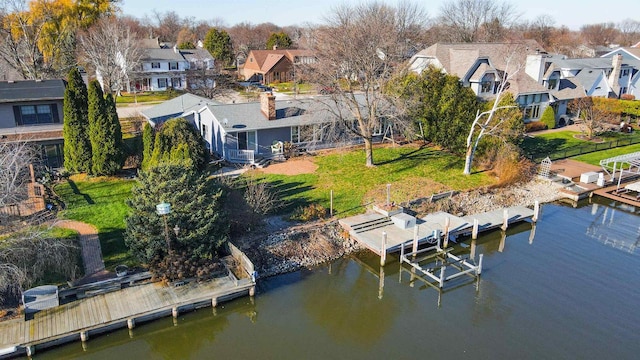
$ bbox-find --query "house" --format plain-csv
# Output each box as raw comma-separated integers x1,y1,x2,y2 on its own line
240,48,315,84
128,38,215,92
196,92,336,164
408,41,555,123
140,93,220,127
600,47,640,98
0,79,66,168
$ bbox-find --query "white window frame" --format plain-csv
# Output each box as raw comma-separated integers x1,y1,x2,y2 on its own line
151,62,161,69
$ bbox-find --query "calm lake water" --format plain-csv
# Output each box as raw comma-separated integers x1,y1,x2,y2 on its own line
37,199,640,359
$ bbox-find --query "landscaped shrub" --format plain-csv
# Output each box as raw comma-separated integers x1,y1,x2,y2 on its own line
290,203,327,222
525,121,548,132
539,105,556,129
621,94,635,101
150,250,225,283
491,146,536,186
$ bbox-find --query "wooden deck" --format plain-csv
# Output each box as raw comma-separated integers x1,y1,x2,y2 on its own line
0,275,255,356
340,205,536,265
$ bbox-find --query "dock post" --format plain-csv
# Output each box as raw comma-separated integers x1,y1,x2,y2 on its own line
378,266,385,299
330,190,333,217
212,297,218,307
412,224,419,256
529,223,537,244
249,286,256,296
502,209,509,231
127,318,135,329
443,217,450,248
80,331,89,342
380,231,387,266
499,231,506,252
533,201,540,222
439,265,446,288
472,218,479,239
477,254,484,275
470,238,477,259
172,307,179,319
26,345,35,357
400,243,404,263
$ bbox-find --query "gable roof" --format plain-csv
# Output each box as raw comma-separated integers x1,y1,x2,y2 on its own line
180,48,214,63
0,79,65,103
245,49,315,72
142,48,186,62
141,93,220,124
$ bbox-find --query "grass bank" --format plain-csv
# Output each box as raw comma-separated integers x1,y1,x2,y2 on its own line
55,176,136,269
115,90,184,104
256,144,495,216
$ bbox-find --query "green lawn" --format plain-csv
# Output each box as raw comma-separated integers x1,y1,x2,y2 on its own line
573,143,640,165
115,90,184,104
55,177,136,269
257,145,495,216
269,82,314,94
522,130,640,161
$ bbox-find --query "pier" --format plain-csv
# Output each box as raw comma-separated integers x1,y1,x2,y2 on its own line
0,244,256,358
339,203,538,266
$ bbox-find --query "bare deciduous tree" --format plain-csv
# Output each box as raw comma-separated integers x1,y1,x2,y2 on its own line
569,97,615,140
0,141,79,306
438,0,520,42
617,19,640,46
305,1,427,167
580,22,619,47
79,17,142,95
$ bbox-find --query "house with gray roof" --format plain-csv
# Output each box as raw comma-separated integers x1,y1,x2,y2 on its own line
128,38,215,92
408,41,555,123
600,47,640,98
0,79,66,168
140,93,220,127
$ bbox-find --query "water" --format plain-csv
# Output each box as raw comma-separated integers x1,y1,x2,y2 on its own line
37,199,640,359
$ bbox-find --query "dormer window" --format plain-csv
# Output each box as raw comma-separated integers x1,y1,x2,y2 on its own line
169,62,179,70
480,73,495,93
151,62,160,69
620,69,630,77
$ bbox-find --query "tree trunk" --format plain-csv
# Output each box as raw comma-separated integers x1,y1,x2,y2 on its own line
463,145,474,175
364,137,374,167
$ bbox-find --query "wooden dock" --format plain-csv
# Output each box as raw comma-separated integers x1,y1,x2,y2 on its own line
0,246,257,358
339,204,538,266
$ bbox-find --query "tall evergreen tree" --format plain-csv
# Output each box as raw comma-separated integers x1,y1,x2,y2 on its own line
203,28,233,67
149,118,209,171
87,81,123,175
125,163,227,264
142,122,155,170
266,31,292,49
63,67,91,173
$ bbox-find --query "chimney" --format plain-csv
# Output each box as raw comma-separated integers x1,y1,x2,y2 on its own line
608,54,622,95
261,92,276,120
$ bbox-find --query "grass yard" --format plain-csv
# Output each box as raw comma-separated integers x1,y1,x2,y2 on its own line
115,90,184,104
55,176,136,269
523,130,640,160
256,144,495,216
573,143,640,166
269,82,314,94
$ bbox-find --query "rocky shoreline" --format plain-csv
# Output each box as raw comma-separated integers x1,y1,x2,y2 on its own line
247,177,565,278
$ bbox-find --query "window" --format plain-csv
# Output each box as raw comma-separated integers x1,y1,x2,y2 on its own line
621,87,628,94
169,62,179,70
523,104,541,120
151,62,160,69
171,77,182,88
547,79,558,90
14,104,58,125
201,123,208,138
158,78,167,88
291,126,300,143
621,69,630,77
480,73,495,93
41,143,64,168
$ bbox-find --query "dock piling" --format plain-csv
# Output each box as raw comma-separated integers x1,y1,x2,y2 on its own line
80,331,89,342
127,318,135,329
172,307,179,318
533,201,540,222
472,218,479,239
443,217,450,248
477,254,484,275
380,232,387,266
502,209,509,231
26,346,35,357
412,225,419,256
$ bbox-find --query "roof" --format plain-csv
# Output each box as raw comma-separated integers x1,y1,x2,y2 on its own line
141,93,220,122
139,38,161,49
261,54,286,72
552,79,586,101
552,57,613,70
411,40,543,78
205,96,335,133
142,48,186,62
0,79,65,103
507,71,549,95
245,49,315,72
180,48,214,62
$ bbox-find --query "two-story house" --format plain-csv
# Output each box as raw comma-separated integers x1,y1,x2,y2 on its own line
0,79,66,168
128,38,215,92
600,47,640,98
240,48,315,84
408,41,554,123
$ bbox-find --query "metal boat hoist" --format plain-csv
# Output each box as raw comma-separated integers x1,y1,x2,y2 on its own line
399,232,483,289
599,151,640,190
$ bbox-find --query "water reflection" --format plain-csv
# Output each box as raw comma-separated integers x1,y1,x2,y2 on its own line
587,202,640,254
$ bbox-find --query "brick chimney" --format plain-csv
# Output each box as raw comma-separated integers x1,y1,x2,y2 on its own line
608,54,623,95
261,92,276,120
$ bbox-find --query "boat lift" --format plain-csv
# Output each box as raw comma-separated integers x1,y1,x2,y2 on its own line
399,230,483,289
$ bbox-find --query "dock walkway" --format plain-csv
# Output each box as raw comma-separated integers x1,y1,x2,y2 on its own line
340,205,537,266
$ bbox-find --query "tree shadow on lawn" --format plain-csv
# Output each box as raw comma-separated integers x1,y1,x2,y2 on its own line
269,180,315,212
98,228,133,268
67,179,95,205
374,145,442,167
521,137,568,158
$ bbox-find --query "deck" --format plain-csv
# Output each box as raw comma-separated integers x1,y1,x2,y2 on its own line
0,274,255,357
340,205,537,266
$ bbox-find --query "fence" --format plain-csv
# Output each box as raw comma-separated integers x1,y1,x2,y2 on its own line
528,136,640,162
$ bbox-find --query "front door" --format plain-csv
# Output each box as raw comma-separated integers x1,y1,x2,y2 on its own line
237,131,257,151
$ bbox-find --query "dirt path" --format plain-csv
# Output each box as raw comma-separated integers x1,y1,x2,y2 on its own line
258,158,318,175
56,220,105,276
